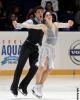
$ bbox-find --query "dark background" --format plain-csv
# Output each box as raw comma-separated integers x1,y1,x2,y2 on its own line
4,0,76,14
0,0,80,31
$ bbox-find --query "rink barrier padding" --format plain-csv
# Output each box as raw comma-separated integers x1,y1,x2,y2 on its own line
0,70,80,76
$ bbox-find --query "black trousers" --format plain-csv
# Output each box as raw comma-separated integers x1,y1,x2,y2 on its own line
11,40,38,89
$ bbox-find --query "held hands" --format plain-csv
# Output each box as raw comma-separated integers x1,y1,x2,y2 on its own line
12,21,32,29
12,21,24,29
68,20,74,27
12,21,18,28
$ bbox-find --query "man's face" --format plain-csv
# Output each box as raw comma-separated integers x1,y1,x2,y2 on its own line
35,9,44,22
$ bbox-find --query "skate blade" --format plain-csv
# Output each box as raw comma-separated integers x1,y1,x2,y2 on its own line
32,89,42,99
18,88,27,96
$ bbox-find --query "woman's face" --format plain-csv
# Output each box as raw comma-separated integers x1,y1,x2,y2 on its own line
44,12,52,22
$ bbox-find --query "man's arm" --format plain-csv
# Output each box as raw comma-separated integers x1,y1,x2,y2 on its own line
12,19,33,29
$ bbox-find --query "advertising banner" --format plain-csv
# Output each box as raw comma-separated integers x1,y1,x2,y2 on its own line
0,32,28,70
54,32,80,69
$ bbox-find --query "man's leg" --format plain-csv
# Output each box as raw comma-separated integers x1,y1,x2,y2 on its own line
10,42,30,96
18,49,38,95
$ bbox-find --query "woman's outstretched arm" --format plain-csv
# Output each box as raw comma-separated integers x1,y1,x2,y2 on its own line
54,20,74,28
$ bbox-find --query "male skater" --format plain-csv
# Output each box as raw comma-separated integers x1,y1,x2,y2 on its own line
10,6,44,96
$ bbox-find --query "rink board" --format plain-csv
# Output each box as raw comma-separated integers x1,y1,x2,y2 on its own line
0,32,80,75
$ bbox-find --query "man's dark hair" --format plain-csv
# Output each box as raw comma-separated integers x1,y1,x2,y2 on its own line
34,5,44,13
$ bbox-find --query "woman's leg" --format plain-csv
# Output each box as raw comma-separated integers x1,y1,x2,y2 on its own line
32,57,49,98
39,69,49,84
36,56,49,84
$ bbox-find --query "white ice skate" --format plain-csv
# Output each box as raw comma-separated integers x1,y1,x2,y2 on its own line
32,85,43,98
